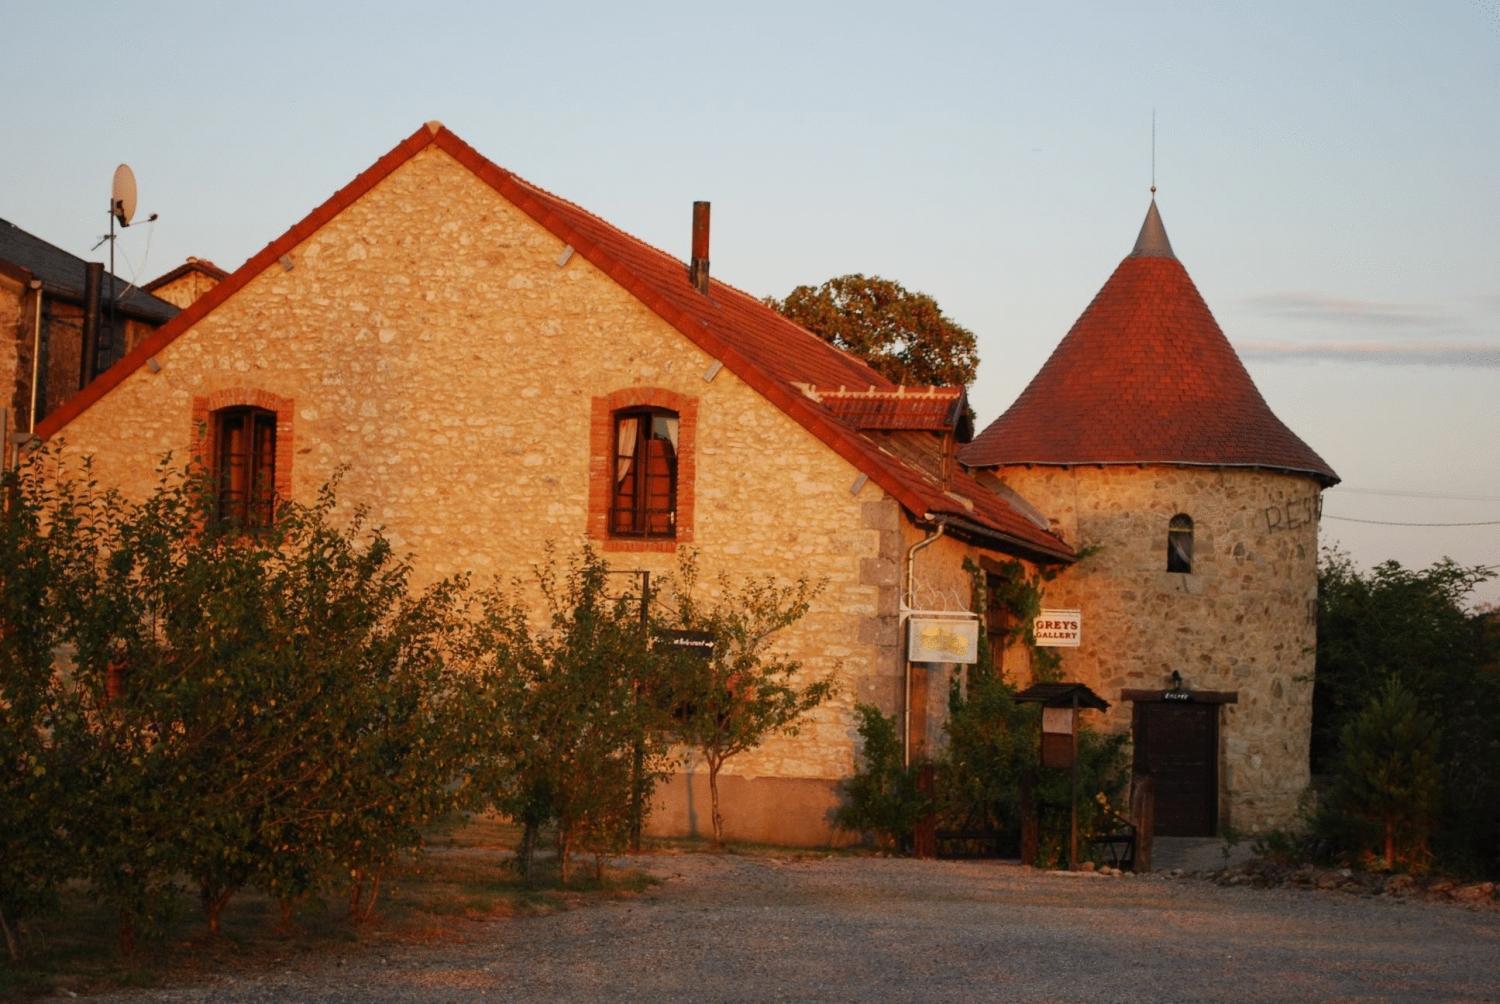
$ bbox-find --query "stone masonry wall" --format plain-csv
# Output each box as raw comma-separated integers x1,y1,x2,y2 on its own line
994,464,1324,831
149,270,220,310
47,146,904,841
1,280,22,467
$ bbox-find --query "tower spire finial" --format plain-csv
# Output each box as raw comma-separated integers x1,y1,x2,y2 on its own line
1131,197,1175,259
1150,108,1157,197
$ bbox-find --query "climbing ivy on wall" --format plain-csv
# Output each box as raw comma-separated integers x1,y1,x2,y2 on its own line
961,556,1071,683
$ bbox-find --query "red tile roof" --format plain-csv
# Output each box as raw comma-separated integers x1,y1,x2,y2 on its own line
813,386,964,433
960,202,1338,486
38,122,1072,563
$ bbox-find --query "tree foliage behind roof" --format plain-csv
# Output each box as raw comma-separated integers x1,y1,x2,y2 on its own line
768,274,980,388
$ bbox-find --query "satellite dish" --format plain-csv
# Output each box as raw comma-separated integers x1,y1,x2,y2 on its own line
111,164,137,226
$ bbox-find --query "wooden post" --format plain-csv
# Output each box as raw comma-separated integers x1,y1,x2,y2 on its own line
629,571,650,852
912,762,937,858
1067,692,1079,870
1020,767,1038,866
1131,773,1155,872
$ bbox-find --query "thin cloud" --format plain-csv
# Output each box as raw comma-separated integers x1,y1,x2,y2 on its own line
1235,339,1500,367
1243,292,1455,330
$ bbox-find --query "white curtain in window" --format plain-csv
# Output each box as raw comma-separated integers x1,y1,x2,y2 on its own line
615,417,638,484
662,415,679,453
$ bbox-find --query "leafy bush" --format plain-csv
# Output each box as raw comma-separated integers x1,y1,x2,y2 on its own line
1317,677,1441,872
936,670,1034,841
0,455,475,953
660,557,834,848
0,464,85,959
465,545,672,884
1314,550,1499,876
938,669,1127,866
834,704,929,851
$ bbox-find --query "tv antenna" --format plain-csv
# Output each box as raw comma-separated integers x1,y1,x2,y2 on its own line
89,164,159,376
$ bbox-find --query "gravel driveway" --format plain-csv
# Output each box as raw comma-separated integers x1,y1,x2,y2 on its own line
83,853,1499,1003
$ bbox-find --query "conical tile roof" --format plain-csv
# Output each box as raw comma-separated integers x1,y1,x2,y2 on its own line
961,201,1338,485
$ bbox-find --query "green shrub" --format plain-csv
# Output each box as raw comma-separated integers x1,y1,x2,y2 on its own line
1315,551,1499,876
937,669,1127,865
1317,677,1441,872
465,545,672,884
660,556,834,848
834,703,929,851
0,455,475,952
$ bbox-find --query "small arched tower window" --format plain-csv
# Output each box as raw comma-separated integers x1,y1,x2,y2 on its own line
1167,514,1194,573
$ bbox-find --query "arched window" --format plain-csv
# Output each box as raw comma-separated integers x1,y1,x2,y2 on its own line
215,406,277,527
611,407,679,538
1167,514,1194,573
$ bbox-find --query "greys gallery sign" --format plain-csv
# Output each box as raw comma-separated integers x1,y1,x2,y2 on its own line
1033,609,1082,647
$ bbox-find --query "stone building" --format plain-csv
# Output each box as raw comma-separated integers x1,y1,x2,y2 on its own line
1,217,178,468
30,123,1334,843
960,200,1338,835
35,122,1073,846
144,257,229,310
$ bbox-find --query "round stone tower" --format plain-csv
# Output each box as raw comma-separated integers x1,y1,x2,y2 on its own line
960,199,1338,835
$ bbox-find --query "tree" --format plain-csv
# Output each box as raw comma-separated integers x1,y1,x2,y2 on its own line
467,546,672,884
768,274,980,388
257,492,474,923
0,453,477,951
1314,549,1499,874
0,462,89,960
663,561,835,848
1320,678,1441,871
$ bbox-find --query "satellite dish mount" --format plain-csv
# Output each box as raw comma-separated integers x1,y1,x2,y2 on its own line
89,164,158,379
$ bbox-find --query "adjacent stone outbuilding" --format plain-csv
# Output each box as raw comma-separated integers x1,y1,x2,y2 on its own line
961,199,1338,834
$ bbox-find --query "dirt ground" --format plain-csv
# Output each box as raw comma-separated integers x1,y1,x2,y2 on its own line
77,852,1500,1002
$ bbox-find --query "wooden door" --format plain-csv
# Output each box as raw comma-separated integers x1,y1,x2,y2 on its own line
1133,702,1218,837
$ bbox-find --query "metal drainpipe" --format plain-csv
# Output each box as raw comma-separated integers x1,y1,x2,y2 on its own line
902,519,945,766
28,280,44,433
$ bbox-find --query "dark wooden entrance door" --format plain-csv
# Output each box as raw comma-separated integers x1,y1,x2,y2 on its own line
1133,702,1218,837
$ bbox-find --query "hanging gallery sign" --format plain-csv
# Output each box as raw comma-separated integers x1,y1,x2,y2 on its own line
1033,609,1082,648
908,617,979,664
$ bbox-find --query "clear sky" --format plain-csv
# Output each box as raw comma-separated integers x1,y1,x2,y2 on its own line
3,1,1497,604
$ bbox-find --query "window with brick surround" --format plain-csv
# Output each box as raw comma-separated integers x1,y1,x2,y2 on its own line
587,388,696,552
192,389,294,529
611,407,679,538
215,406,278,527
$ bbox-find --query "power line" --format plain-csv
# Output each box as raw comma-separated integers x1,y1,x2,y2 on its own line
1324,514,1500,527
1338,486,1500,503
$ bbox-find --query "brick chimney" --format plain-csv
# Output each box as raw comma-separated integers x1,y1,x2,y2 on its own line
689,201,710,294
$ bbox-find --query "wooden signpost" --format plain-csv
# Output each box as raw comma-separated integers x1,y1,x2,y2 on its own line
1015,682,1110,870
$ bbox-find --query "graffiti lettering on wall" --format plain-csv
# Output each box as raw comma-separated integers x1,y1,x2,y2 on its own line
1263,494,1323,533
